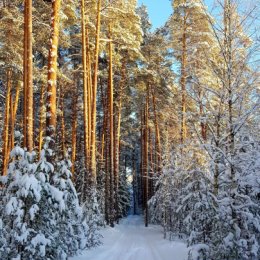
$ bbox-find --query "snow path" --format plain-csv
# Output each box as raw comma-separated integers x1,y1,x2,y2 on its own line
71,215,188,260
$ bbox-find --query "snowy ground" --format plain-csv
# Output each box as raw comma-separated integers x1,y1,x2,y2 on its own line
70,215,188,260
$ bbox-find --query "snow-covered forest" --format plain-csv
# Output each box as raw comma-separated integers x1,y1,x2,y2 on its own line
0,0,259,259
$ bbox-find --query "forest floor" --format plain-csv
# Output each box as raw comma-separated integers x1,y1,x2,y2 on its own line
70,215,188,260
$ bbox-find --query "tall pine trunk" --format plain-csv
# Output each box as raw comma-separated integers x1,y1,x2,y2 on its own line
144,86,149,227
46,0,61,150
26,0,33,151
60,88,66,156
38,84,45,153
198,87,207,140
81,0,89,172
108,25,114,226
113,61,125,223
71,91,78,176
86,26,92,155
23,0,28,148
8,93,14,156
1,70,11,176
152,88,161,175
9,82,21,151
180,15,187,144
90,0,101,183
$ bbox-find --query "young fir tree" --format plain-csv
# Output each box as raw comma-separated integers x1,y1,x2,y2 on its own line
0,134,55,260
0,134,95,260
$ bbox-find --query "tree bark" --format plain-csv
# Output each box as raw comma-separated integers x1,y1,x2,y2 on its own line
8,93,14,156
100,85,108,165
23,0,28,148
148,127,154,199
71,92,78,176
108,25,114,227
105,119,110,224
9,82,21,151
86,26,92,155
13,82,21,125
81,0,89,170
180,14,187,144
132,150,136,215
198,87,207,141
140,110,145,210
90,0,101,184
151,88,161,175
60,88,66,156
26,0,33,152
114,60,125,223
46,0,61,148
144,86,149,227
2,70,12,176
38,84,45,154
214,115,220,195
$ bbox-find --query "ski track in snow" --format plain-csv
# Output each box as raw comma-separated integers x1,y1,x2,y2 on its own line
70,215,188,260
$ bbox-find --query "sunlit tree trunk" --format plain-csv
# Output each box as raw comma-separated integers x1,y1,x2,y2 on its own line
105,102,110,223
100,83,108,165
26,0,33,151
151,88,161,175
8,93,14,155
108,25,114,226
46,0,61,150
114,99,122,221
13,82,21,125
71,92,78,176
81,0,89,170
9,82,21,151
38,84,45,153
198,87,207,141
2,70,11,176
180,14,187,144
114,60,125,223
90,0,101,183
86,26,92,155
60,88,66,156
23,0,28,148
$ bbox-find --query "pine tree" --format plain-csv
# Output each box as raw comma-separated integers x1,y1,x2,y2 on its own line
170,0,215,143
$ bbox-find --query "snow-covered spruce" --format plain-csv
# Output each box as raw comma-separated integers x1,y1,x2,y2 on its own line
51,152,91,257
207,134,260,260
0,137,99,260
81,186,102,248
149,138,260,260
0,140,51,260
73,163,103,246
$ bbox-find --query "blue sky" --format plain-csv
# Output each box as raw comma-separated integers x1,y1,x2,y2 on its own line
137,0,213,30
137,0,172,29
